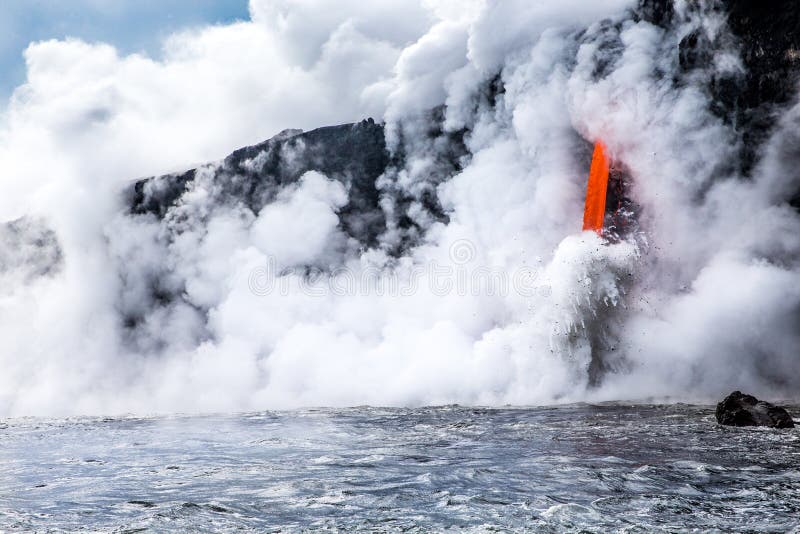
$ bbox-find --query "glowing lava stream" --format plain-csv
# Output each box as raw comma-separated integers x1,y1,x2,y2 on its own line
582,141,610,234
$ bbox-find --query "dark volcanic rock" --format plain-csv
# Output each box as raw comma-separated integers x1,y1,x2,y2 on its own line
119,0,800,259
697,1,798,177
635,0,674,27
718,0,800,178
715,391,795,428
724,0,800,111
128,1,800,251
127,111,466,254
129,118,391,247
636,0,800,186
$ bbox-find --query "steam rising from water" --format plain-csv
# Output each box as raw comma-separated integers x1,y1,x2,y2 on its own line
1,0,799,415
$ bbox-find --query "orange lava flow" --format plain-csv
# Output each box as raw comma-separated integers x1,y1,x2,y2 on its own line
582,141,610,234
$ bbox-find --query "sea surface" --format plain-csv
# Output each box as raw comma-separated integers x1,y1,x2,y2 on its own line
0,403,798,532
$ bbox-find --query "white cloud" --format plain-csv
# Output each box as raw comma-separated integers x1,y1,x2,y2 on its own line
1,0,799,415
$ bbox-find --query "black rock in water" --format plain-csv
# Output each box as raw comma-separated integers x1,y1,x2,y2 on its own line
715,391,795,428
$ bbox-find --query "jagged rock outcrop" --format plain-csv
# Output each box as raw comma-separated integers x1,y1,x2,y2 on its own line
716,391,795,428
127,106,467,256
721,0,800,172
129,1,800,246
641,0,800,182
129,118,391,248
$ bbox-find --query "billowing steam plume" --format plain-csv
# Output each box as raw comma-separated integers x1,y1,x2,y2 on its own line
0,0,798,415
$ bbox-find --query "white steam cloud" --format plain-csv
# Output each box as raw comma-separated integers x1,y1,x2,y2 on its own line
0,0,798,415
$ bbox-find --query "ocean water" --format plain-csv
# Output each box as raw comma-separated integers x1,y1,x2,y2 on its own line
0,404,798,532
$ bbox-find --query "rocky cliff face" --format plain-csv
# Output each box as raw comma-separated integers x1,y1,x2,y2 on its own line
112,0,800,362
129,120,390,248
127,110,467,257
670,0,800,180
128,1,800,248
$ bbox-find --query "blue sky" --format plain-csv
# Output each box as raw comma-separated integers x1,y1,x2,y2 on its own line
0,0,250,102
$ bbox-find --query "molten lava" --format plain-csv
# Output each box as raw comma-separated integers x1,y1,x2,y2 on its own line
582,141,610,234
